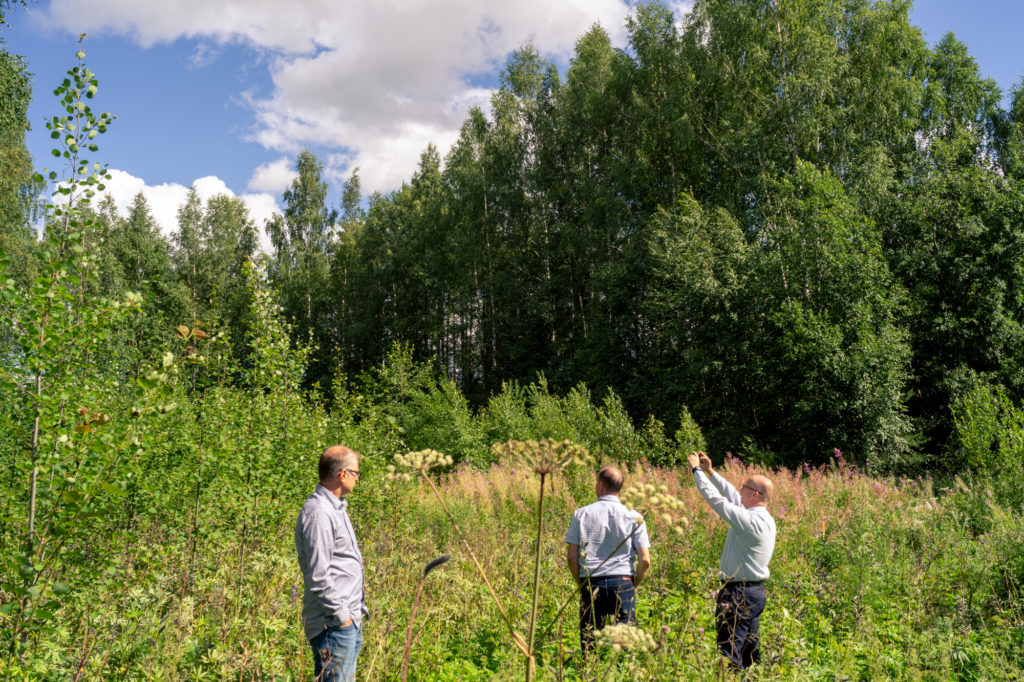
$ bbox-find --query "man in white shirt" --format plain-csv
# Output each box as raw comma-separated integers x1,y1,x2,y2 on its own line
565,466,652,651
687,451,776,670
295,445,367,682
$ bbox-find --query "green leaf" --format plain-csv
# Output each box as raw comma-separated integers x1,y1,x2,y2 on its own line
100,482,127,497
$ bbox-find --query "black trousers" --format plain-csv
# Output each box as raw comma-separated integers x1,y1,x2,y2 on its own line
716,581,766,669
578,575,636,652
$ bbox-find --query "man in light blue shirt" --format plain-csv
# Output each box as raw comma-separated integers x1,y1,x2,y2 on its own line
688,451,776,670
295,445,367,682
565,466,652,651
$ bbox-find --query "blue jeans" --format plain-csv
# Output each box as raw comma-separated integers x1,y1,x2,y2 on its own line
579,575,636,652
716,582,766,669
310,622,362,682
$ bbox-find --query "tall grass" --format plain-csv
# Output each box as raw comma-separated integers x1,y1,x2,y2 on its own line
6,451,1020,680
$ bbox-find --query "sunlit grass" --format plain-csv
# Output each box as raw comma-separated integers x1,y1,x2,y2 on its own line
15,455,1021,680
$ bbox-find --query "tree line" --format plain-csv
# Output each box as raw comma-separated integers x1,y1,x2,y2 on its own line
5,0,1024,469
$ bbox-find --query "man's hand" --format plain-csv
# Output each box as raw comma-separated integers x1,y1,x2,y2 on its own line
699,452,714,476
687,452,701,469
342,617,353,627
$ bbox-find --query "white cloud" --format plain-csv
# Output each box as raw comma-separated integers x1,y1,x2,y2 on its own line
188,42,222,69
667,1,695,30
39,0,645,193
94,168,279,252
247,156,298,193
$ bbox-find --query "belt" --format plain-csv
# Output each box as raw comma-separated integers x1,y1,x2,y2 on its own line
586,575,632,581
721,580,763,586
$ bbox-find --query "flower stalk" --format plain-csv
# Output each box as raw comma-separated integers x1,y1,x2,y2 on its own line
401,554,450,682
491,439,591,681
389,450,531,661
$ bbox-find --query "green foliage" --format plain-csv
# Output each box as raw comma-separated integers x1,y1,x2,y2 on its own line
0,40,41,284
748,162,912,465
479,377,685,465
172,188,258,358
358,344,486,465
672,407,706,457
0,45,183,668
951,377,1024,511
4,11,1024,679
952,379,1024,473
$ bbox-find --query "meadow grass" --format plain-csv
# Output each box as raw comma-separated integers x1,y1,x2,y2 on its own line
14,454,1022,680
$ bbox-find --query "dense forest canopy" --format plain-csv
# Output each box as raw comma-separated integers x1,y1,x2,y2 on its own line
4,0,1024,470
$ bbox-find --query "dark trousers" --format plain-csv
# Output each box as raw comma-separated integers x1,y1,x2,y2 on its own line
578,575,636,651
716,581,766,669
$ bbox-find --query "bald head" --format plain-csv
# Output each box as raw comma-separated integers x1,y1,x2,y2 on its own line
742,475,774,505
596,466,624,495
319,445,360,483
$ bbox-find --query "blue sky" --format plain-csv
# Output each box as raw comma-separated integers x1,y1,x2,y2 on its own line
3,1,1022,240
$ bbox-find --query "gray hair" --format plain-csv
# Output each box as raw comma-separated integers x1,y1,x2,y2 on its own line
319,445,360,482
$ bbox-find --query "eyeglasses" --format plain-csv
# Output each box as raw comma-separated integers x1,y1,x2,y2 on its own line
344,469,361,479
741,485,760,495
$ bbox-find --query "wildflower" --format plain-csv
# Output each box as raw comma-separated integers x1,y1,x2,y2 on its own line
621,482,688,529
594,623,656,653
491,439,591,475
387,449,454,480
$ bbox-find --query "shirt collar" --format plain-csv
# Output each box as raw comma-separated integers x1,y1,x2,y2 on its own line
316,483,347,510
598,494,620,502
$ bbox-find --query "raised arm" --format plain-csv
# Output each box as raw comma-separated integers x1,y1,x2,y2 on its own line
692,473,770,536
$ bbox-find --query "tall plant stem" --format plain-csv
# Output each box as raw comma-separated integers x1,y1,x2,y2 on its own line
400,577,427,682
187,400,205,594
525,472,547,682
419,473,527,654
597,650,622,682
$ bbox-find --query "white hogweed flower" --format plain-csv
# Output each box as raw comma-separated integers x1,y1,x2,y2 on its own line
594,623,657,653
490,438,592,475
621,482,688,529
387,449,454,480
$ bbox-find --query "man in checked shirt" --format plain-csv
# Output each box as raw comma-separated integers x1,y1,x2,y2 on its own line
295,445,368,682
565,466,652,652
